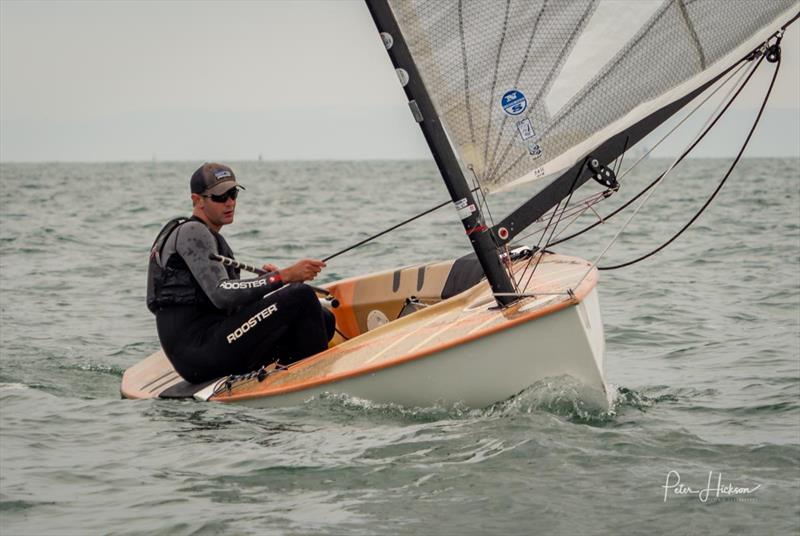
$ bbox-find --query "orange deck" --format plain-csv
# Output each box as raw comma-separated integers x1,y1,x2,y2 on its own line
210,253,598,403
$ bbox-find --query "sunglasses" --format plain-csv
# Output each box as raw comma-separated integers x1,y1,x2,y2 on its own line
203,188,240,203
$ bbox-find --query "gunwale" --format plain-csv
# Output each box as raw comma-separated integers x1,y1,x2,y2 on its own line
209,252,598,403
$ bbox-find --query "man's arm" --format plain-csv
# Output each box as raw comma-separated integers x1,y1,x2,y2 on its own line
175,221,283,310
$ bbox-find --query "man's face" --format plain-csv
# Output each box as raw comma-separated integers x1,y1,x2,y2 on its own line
197,187,237,228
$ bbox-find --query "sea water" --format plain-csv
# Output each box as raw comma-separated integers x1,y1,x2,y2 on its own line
0,158,798,535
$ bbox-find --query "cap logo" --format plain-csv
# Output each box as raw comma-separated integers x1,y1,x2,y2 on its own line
214,170,232,180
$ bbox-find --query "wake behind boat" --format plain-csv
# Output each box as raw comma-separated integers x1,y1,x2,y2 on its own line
123,1,797,409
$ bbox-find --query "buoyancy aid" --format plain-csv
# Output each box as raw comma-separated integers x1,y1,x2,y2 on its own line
146,216,238,313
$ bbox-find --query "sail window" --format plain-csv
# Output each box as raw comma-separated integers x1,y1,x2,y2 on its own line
387,0,795,196
545,1,663,117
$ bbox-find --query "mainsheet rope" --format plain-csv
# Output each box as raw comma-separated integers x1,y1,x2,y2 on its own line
320,186,480,263
509,57,754,290
597,39,782,270
525,58,751,250
321,21,792,279
552,25,791,250
573,50,768,281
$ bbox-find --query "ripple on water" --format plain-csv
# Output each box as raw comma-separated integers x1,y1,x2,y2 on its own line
1,159,798,535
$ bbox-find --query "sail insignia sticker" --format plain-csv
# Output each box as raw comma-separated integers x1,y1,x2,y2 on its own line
454,198,475,220
501,90,527,116
457,204,476,220
516,118,535,141
527,142,543,159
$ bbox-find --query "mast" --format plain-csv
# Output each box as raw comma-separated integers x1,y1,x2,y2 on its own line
365,0,516,306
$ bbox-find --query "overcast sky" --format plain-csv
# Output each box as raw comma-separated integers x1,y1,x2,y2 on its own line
1,0,798,162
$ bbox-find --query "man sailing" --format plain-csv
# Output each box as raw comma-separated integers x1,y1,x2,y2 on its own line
146,162,334,383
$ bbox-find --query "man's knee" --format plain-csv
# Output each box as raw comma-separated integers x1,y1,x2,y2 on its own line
283,283,320,308
322,308,336,341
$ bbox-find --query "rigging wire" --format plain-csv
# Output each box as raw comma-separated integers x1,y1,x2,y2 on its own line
549,54,754,248
613,136,630,176
512,190,609,243
575,51,766,281
563,35,779,291
544,136,630,249
514,195,561,288
598,43,782,270
618,60,749,183
468,166,496,229
514,59,751,253
521,162,586,291
624,59,753,181
548,192,611,241
467,166,518,291
512,134,630,289
319,21,791,267
513,163,585,290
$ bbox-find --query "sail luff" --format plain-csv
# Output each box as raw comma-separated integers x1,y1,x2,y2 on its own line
365,0,517,306
389,0,796,197
480,0,514,176
457,1,477,146
485,0,598,186
483,3,546,182
490,0,676,191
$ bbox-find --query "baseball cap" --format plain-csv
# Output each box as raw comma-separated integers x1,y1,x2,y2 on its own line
190,163,245,196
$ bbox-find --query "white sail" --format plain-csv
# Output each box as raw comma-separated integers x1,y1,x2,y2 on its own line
388,0,797,193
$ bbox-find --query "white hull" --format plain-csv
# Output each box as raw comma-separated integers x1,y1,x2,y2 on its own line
199,287,606,409
125,252,608,409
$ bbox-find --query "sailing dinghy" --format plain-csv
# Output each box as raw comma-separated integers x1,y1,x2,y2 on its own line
123,250,606,406
122,0,798,408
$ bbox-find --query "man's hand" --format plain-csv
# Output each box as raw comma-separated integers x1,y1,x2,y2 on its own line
261,263,279,273
279,259,326,283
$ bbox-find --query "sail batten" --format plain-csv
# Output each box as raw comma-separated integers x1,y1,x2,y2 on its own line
676,0,707,69
480,0,512,174
387,0,796,195
485,1,597,185
503,4,796,195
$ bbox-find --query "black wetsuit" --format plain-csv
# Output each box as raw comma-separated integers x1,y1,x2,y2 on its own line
147,217,334,383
